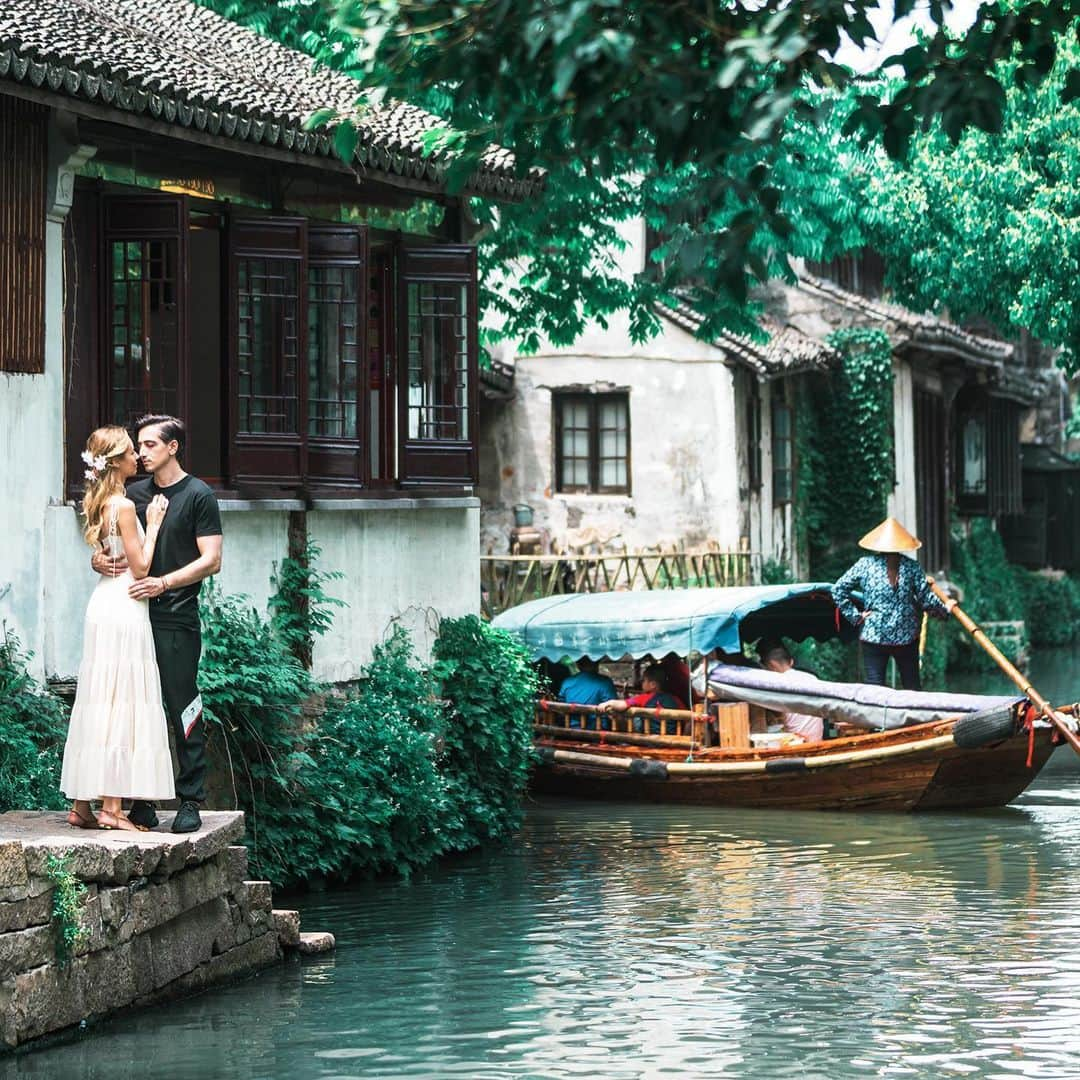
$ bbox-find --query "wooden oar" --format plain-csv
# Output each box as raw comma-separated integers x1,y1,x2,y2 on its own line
929,579,1080,757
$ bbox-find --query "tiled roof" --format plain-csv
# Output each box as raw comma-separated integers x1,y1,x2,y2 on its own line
796,273,1052,403
656,297,839,378
0,0,541,200
797,273,1013,365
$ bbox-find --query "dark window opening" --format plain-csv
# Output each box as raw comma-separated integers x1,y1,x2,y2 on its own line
805,248,886,300
771,395,793,505
553,391,631,495
747,380,763,492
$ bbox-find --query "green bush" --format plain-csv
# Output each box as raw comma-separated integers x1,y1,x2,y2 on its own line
947,519,1027,670
0,629,68,813
200,585,537,890
268,538,346,669
198,584,314,882
432,615,538,848
1014,569,1080,647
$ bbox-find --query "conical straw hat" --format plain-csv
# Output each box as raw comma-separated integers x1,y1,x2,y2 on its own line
858,517,921,553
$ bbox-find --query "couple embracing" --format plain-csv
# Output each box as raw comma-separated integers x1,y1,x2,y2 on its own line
60,415,222,833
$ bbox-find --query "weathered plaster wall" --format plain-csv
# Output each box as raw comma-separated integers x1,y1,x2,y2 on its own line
309,500,481,682
479,351,743,554
1,213,66,680
37,501,479,684
889,359,919,541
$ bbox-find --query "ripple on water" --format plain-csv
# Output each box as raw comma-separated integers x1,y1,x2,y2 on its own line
6,769,1080,1078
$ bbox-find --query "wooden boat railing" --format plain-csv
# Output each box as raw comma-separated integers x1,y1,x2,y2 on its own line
481,547,758,619
536,700,703,743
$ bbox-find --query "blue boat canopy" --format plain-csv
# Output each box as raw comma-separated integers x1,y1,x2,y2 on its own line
491,584,850,662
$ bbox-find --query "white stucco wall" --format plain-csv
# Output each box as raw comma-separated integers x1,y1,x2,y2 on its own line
1,216,67,680
309,501,481,682
481,349,747,554
888,358,919,536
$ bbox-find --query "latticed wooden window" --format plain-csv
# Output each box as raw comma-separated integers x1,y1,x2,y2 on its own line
554,390,631,494
0,97,47,374
397,246,478,487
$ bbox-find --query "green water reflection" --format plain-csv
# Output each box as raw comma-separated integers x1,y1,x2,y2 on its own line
8,650,1080,1079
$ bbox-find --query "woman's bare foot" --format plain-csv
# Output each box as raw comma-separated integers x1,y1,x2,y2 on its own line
66,801,98,830
96,810,146,833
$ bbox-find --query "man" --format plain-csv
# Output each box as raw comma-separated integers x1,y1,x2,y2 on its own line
756,639,824,743
91,415,222,833
559,656,618,731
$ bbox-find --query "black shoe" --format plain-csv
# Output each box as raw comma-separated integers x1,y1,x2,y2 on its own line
171,801,202,834
128,801,159,830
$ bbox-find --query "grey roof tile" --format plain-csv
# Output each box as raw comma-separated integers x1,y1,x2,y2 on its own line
656,296,839,378
0,0,541,199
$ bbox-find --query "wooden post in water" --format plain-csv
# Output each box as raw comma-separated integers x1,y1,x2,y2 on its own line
929,578,1080,757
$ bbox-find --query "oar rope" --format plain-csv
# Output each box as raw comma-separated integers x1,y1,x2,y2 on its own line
928,578,1080,758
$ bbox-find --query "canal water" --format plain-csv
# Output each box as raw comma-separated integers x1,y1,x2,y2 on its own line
10,652,1080,1079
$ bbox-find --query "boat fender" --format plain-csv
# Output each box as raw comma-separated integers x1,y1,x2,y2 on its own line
534,746,556,765
764,758,808,774
952,705,1018,749
629,759,669,781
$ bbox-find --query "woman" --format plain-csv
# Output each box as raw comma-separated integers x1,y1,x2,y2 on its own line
832,517,956,691
60,426,175,831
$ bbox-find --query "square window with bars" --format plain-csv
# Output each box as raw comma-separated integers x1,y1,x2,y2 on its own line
554,391,631,494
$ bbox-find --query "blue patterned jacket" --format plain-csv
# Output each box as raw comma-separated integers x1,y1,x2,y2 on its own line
832,554,949,645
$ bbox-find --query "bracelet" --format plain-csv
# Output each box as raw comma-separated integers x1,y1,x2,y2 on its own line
160,574,171,591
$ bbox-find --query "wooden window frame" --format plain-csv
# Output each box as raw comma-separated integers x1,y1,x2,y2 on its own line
771,393,794,506
396,244,479,488
553,390,632,495
747,379,763,492
306,223,367,490
0,97,46,374
228,215,308,490
69,188,481,497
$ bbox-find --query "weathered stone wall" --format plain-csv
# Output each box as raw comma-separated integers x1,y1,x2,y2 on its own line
0,811,301,1050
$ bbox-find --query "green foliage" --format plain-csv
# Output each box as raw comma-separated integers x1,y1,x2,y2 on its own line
1014,569,1080,647
269,539,346,669
789,637,860,684
0,629,68,814
760,559,795,586
45,854,89,968
431,616,538,847
797,329,894,582
198,0,1080,352
200,583,537,889
856,35,1080,370
945,519,1028,670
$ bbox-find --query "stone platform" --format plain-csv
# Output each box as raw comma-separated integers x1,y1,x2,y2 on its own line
0,810,309,1049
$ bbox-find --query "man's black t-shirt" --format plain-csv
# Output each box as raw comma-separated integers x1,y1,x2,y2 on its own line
129,474,222,630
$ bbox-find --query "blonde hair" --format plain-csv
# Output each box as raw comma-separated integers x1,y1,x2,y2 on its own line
81,426,131,547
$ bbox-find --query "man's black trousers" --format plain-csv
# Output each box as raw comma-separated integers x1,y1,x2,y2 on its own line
151,623,206,803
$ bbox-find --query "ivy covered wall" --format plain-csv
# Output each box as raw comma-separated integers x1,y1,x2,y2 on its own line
795,328,895,583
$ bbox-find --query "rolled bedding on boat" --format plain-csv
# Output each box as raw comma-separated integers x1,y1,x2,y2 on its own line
704,664,1021,730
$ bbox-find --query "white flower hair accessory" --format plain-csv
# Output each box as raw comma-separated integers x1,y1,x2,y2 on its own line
81,450,109,482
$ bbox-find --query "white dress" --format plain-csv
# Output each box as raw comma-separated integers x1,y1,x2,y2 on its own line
60,504,176,801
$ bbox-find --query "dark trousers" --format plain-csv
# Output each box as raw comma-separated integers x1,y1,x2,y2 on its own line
862,641,921,691
151,624,206,803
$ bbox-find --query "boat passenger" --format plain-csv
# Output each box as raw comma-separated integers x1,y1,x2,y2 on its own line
832,517,957,691
756,639,824,743
559,657,618,730
600,664,686,735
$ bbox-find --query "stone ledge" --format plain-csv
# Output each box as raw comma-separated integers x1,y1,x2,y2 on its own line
0,810,246,888
0,811,293,1052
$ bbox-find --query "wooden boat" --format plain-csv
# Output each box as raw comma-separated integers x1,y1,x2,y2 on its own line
492,584,1074,812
